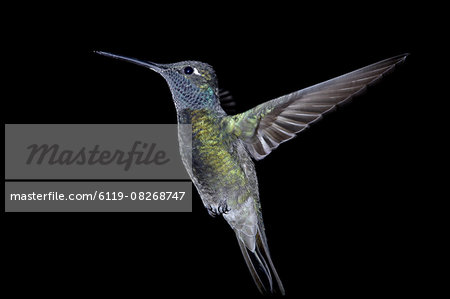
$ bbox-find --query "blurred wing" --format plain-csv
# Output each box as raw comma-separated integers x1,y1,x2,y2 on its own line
225,54,408,160
219,88,237,114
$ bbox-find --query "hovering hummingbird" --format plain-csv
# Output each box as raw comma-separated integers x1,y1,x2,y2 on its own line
95,51,408,295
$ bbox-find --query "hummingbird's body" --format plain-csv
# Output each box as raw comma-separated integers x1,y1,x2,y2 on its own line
177,102,284,294
178,108,257,215
177,102,268,253
96,51,408,295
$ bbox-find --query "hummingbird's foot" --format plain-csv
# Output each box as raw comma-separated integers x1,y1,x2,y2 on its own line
206,205,217,217
218,203,231,215
207,203,230,217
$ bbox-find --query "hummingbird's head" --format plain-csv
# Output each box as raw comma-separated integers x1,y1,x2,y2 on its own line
159,60,219,110
95,52,220,111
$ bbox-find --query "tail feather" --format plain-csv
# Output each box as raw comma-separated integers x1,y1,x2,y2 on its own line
235,225,285,295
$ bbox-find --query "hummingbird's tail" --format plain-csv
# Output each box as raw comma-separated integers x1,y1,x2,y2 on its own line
235,223,285,295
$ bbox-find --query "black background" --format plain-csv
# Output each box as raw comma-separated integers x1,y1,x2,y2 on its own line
4,3,438,298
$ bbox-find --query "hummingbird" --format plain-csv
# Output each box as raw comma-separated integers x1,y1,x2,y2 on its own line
95,51,408,295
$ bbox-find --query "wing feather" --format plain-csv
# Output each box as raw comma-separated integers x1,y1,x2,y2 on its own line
225,54,408,160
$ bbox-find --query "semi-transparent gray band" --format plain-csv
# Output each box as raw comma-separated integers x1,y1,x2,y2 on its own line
5,124,191,180
5,181,192,212
5,124,192,212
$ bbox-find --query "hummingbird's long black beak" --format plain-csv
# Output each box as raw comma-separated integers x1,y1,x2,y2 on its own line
94,51,164,73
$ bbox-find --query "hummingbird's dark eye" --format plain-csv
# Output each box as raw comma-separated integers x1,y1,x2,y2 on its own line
184,66,194,75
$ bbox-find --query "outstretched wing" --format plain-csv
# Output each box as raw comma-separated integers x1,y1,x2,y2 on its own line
224,54,408,160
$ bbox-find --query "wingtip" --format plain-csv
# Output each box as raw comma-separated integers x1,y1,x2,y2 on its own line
384,53,409,67
396,53,410,63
